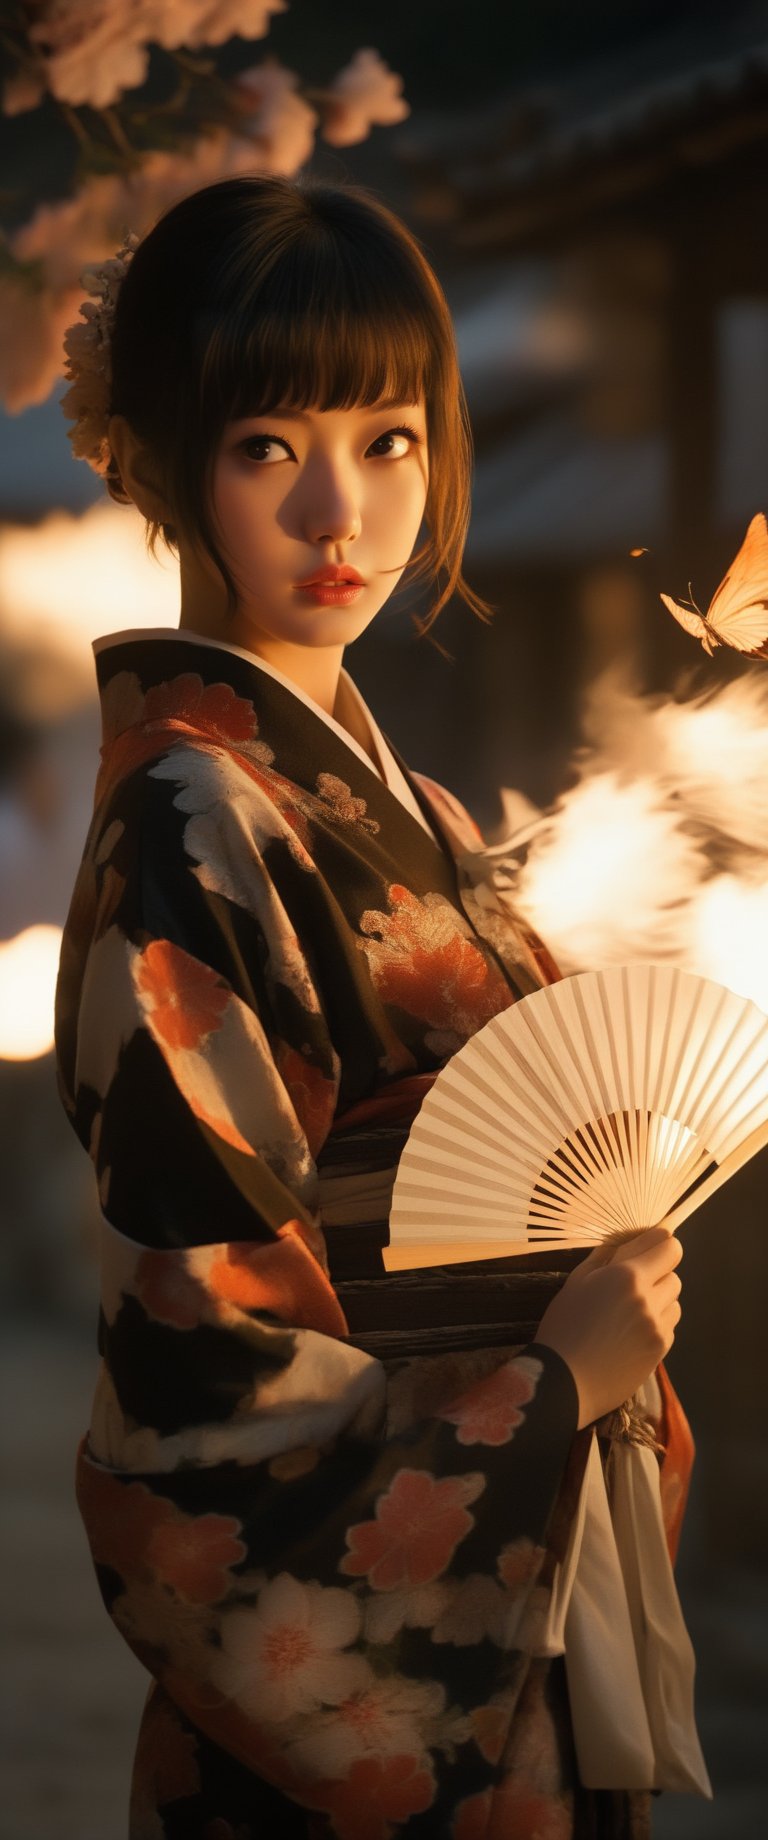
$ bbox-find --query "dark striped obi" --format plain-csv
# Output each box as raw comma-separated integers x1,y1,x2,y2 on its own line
317,1081,586,1357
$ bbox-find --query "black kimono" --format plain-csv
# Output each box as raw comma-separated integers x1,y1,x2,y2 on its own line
55,629,686,1838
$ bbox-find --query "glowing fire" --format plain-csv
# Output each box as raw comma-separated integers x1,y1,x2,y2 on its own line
579,671,768,855
0,499,178,673
501,669,768,1016
0,502,178,1061
689,876,768,1015
0,924,62,1059
517,770,703,969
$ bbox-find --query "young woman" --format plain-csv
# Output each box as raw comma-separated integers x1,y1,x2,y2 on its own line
55,175,696,1839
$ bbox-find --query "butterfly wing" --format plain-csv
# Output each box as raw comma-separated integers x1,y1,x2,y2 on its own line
660,594,717,655
706,513,768,657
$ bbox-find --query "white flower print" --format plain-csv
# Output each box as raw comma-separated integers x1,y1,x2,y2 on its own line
211,1572,373,1724
362,1578,452,1646
282,1673,446,1777
431,1572,522,1649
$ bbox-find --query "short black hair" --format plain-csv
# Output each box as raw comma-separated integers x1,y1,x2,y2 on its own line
107,172,492,630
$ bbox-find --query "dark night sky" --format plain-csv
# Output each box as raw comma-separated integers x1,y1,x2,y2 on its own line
233,0,708,103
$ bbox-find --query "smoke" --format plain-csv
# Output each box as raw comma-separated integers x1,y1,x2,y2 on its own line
493,668,768,1007
580,670,768,859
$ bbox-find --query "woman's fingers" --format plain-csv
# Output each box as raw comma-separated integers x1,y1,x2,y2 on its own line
655,1268,682,1305
607,1226,682,1272
660,1295,683,1343
654,1271,683,1334
566,1229,682,1291
536,1227,685,1426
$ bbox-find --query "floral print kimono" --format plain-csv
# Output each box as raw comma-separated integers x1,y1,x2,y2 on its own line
54,629,694,1840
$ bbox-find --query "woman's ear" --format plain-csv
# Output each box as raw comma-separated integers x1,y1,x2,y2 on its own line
107,415,172,523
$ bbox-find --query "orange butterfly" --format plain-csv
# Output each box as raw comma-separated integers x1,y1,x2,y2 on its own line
660,512,768,659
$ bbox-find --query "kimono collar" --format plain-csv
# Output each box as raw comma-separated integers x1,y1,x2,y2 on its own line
93,625,439,845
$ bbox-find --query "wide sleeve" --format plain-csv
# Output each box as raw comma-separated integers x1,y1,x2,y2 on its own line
57,758,581,1834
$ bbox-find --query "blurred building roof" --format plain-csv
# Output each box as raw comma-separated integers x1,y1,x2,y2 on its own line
398,6,768,248
459,295,768,564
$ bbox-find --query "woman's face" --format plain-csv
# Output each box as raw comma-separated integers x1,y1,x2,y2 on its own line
182,398,429,654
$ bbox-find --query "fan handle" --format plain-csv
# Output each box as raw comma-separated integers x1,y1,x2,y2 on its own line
383,1116,768,1272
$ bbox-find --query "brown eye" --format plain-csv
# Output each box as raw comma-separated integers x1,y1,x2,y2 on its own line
241,434,293,463
367,426,420,459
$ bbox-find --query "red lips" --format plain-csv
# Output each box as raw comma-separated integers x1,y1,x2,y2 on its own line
295,564,365,588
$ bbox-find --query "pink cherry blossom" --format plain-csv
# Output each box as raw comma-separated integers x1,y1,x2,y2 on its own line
340,1468,485,1591
452,1776,572,1840
309,1753,436,1840
162,2,287,53
211,1572,373,1724
0,278,82,413
284,1674,445,1777
3,104,311,413
230,58,318,175
438,1355,542,1447
323,49,410,148
6,2,287,115
496,1536,546,1595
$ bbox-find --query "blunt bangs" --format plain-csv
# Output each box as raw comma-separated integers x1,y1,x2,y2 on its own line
107,174,494,632
203,253,434,430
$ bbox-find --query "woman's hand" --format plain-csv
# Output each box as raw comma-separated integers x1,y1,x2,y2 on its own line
535,1226,683,1429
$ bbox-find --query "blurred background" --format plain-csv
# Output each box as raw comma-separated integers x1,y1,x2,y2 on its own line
1,1,768,1833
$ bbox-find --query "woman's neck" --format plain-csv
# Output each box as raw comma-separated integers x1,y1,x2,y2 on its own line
176,609,342,719
175,611,382,768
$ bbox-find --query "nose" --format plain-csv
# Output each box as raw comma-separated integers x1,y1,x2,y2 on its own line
301,455,362,546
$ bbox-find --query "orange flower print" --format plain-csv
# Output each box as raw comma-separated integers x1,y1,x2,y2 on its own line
147,1511,246,1604
496,1537,546,1595
470,1702,509,1766
135,1247,207,1330
339,1468,484,1591
76,1460,177,1578
275,1043,337,1157
143,673,262,748
359,885,512,1038
311,1753,436,1840
453,1777,570,1840
208,1224,348,1339
438,1356,542,1446
283,1675,445,1778
95,671,272,809
77,1459,244,1604
135,939,229,1050
452,1787,492,1840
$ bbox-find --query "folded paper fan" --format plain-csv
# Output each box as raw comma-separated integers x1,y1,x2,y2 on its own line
386,964,768,1270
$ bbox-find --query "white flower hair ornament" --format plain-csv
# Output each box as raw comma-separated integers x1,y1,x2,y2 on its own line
60,231,140,476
